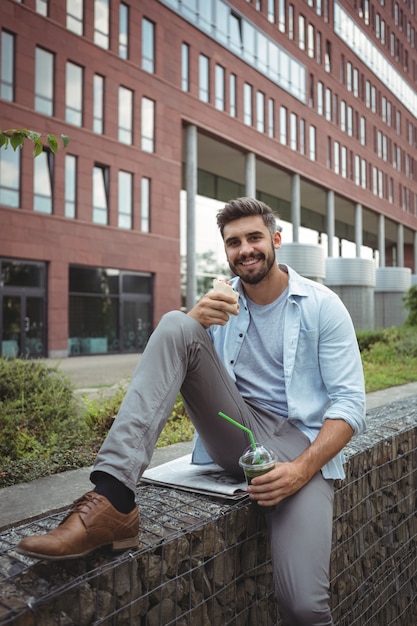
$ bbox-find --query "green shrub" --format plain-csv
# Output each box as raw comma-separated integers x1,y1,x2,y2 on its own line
0,359,85,461
355,329,386,352
403,285,417,326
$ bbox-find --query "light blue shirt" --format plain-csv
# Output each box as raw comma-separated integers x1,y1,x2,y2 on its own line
193,264,366,479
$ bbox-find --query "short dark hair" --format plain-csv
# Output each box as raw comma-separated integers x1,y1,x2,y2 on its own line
216,197,279,238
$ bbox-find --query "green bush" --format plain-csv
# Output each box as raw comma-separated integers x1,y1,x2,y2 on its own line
403,285,417,326
355,329,386,352
0,359,85,461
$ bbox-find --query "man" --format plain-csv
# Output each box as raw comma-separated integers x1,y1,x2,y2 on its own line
18,198,366,625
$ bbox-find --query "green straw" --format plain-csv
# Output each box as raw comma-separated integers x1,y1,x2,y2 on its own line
218,411,257,451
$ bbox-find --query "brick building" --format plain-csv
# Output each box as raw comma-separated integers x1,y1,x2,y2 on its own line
1,0,416,358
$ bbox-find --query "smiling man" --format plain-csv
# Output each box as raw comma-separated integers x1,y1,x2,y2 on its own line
18,197,366,626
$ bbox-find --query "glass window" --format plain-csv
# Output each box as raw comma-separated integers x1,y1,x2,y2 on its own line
280,106,287,144
67,0,83,35
119,3,129,59
141,177,150,232
256,91,265,132
308,23,314,58
199,54,209,102
35,48,54,116
36,0,48,15
93,74,104,134
118,170,132,229
299,118,305,154
66,61,83,126
268,0,275,23
278,0,286,33
92,164,109,225
34,151,53,214
141,97,155,152
65,154,77,218
341,146,347,178
0,146,20,207
298,15,305,50
290,112,297,150
94,0,109,49
142,18,155,73
340,100,346,132
325,88,332,121
230,73,237,117
181,43,190,92
118,86,133,144
244,83,252,126
309,125,316,160
215,64,225,111
333,141,340,174
1,31,14,101
317,82,323,115
268,98,275,138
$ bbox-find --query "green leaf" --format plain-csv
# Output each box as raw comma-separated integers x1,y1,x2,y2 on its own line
47,133,58,154
61,134,70,148
0,133,9,149
33,139,43,158
9,132,24,151
27,130,41,143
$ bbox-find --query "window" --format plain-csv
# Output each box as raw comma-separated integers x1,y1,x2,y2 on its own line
92,164,109,225
181,43,190,92
93,74,104,134
347,106,353,136
1,31,14,101
360,116,366,145
324,40,331,72
256,91,265,132
244,83,253,126
341,146,347,178
118,171,132,229
298,15,305,50
309,125,316,160
118,86,133,144
65,155,77,218
94,0,109,49
199,54,209,102
278,0,286,33
35,48,54,116
361,158,367,189
141,97,155,152
67,0,83,35
119,3,129,59
325,88,332,121
34,151,53,214
334,141,340,174
0,146,20,207
215,65,225,111
340,100,346,131
142,18,155,73
299,118,305,154
66,62,83,126
141,177,150,233
288,4,294,39
36,0,48,15
355,155,360,185
308,24,314,58
268,0,275,22
280,106,287,144
268,98,275,138
317,82,323,115
290,113,297,150
230,73,237,117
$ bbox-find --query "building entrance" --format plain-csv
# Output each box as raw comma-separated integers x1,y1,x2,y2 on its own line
0,260,47,358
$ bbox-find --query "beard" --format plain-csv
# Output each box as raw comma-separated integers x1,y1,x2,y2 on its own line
228,243,277,286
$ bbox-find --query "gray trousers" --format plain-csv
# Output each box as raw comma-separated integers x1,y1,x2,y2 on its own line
93,311,335,626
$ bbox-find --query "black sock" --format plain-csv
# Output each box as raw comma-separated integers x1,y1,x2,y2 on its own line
91,471,135,514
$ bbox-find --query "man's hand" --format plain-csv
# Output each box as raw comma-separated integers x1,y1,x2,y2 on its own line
248,418,354,507
187,290,239,328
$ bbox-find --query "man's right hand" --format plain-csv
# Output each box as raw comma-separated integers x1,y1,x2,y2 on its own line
187,290,239,328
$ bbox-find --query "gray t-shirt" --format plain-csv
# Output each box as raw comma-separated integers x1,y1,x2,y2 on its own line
234,288,289,418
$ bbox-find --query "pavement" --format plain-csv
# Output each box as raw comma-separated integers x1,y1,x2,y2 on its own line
1,353,417,532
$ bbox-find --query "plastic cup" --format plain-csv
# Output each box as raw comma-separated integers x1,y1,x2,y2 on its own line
239,444,277,514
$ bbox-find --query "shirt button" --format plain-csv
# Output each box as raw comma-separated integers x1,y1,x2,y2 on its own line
230,360,234,364
239,333,243,338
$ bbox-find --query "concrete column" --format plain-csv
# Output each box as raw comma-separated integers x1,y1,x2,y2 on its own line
291,173,301,243
245,152,256,198
355,203,363,258
186,124,197,311
326,189,335,257
378,214,385,268
397,223,404,267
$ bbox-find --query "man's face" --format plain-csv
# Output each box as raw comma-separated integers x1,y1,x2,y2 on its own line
222,216,281,285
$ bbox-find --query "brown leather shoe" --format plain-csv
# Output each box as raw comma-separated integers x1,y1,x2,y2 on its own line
16,491,139,560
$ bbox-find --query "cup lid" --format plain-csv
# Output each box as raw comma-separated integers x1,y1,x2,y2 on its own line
239,443,276,466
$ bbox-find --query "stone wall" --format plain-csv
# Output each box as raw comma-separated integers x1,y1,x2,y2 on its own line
0,398,416,625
